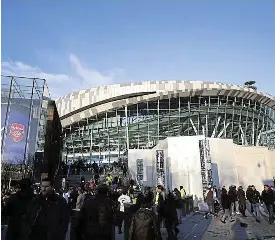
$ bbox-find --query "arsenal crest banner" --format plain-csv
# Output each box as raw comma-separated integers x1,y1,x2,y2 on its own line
10,123,25,143
1,99,40,164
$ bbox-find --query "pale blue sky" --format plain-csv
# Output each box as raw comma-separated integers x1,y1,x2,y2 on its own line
1,0,274,98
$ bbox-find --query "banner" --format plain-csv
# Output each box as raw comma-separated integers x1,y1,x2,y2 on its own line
1,99,40,164
199,139,213,195
156,150,165,187
136,159,144,185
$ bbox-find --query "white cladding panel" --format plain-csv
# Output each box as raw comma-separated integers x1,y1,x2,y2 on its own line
208,138,239,188
167,136,204,200
127,136,275,201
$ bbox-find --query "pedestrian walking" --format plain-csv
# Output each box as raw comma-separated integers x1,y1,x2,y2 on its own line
237,186,247,217
250,185,261,223
220,188,231,223
261,185,275,224
23,177,70,240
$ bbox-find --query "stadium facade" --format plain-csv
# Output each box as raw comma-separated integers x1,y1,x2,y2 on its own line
56,81,275,163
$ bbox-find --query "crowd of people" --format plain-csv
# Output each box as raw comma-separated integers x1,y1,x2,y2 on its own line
1,163,189,240
203,184,275,225
3,162,274,240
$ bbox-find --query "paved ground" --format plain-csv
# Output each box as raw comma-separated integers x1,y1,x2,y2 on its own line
2,203,274,240
114,212,212,240
203,207,275,240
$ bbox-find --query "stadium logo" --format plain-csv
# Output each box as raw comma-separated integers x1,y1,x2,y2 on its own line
10,123,25,142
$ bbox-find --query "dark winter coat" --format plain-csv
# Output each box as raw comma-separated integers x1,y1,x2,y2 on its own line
220,193,231,210
5,189,34,240
228,189,237,203
163,194,178,225
76,195,115,240
174,191,182,209
237,189,246,206
23,193,70,240
156,192,166,216
261,189,275,205
246,188,253,202
129,208,159,240
250,190,261,204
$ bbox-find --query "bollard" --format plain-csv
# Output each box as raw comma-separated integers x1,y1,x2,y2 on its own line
123,203,133,240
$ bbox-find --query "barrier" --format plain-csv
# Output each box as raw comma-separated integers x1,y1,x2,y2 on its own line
182,195,194,217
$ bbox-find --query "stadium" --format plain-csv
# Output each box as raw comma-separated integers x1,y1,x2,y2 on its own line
56,80,275,164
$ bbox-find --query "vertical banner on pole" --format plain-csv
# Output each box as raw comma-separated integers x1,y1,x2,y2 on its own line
156,150,165,187
136,159,144,187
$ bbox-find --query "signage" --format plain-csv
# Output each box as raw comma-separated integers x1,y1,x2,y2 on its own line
136,159,144,182
10,123,25,142
199,139,213,195
156,150,165,187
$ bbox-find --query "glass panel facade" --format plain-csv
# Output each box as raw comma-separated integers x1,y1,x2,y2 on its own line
63,96,275,163
1,76,50,164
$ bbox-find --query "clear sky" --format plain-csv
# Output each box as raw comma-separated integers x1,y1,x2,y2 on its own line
1,0,274,98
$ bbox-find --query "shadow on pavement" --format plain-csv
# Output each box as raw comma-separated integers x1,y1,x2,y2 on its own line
231,218,249,240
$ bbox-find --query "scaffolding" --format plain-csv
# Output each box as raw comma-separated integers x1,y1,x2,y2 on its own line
1,75,51,164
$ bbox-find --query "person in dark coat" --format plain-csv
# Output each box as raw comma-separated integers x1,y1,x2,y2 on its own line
76,184,115,240
155,185,166,238
128,195,159,240
5,178,34,240
163,191,179,239
246,186,253,213
250,185,261,222
23,177,70,240
237,186,246,217
228,186,238,215
261,185,275,224
220,188,231,223
173,188,182,224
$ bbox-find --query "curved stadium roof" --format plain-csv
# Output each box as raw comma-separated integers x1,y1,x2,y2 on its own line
56,80,275,127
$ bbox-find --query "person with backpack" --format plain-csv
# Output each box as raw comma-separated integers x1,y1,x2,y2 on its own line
76,184,115,240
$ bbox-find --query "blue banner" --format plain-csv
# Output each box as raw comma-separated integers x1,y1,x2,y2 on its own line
1,99,40,164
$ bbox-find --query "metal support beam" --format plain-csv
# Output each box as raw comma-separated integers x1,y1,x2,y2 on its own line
211,116,221,138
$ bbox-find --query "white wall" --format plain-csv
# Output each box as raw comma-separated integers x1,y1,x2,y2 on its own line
208,138,239,189
233,145,275,190
167,136,204,200
127,136,275,200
